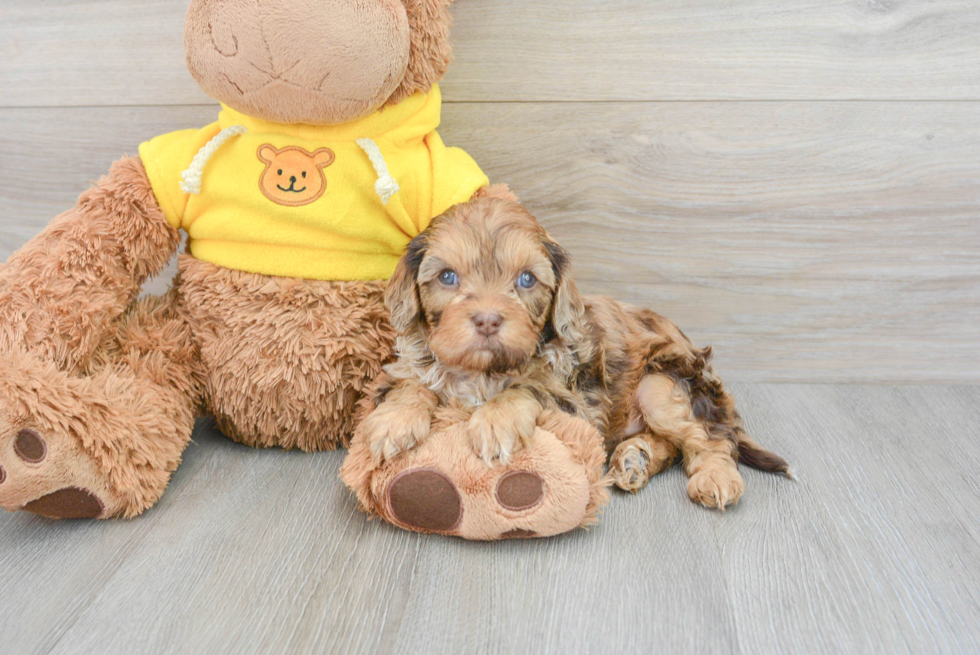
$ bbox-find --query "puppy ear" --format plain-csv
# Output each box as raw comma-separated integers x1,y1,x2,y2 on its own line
385,232,429,332
544,239,589,349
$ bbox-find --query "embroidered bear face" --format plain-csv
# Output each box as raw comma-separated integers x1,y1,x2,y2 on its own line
257,145,336,207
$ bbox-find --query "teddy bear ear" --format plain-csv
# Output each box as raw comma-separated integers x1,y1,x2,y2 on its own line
386,0,455,106
312,148,336,169
257,144,279,164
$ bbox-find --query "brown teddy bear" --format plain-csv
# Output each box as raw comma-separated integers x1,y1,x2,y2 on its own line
0,0,608,538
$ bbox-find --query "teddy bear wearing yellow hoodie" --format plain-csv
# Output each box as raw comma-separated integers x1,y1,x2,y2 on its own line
0,0,608,539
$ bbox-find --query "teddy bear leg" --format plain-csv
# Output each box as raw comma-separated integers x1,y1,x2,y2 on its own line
176,255,395,452
341,409,611,540
0,156,181,375
0,292,203,519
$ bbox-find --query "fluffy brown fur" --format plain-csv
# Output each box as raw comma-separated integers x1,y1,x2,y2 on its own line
370,197,791,509
0,157,180,374
0,158,396,518
0,291,200,518
177,256,394,452
0,0,476,519
386,0,456,107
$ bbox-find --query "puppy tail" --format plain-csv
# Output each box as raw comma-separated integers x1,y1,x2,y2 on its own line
736,433,793,478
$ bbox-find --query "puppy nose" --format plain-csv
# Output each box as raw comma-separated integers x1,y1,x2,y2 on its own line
290,175,297,184
472,312,504,336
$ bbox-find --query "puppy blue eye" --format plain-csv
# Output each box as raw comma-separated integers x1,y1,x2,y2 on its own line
439,270,458,286
518,272,537,289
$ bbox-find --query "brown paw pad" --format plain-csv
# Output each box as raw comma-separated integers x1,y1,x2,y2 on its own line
0,465,5,484
22,487,104,519
500,528,539,539
496,471,545,511
388,468,462,532
14,429,47,463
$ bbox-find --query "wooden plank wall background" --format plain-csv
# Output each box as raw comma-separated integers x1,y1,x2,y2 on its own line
1,0,978,383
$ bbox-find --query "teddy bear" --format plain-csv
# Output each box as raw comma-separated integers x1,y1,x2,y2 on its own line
0,0,608,538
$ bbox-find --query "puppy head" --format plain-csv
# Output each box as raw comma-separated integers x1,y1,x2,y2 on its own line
385,197,588,373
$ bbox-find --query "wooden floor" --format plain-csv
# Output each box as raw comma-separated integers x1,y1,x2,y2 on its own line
2,0,980,653
0,384,977,654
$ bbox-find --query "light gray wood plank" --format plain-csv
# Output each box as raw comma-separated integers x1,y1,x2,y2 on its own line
1,385,979,654
0,0,210,109
0,421,222,654
387,488,737,654
716,385,980,654
1,103,977,383
3,0,980,108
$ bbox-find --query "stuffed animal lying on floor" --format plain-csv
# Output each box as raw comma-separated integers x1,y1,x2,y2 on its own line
0,0,609,537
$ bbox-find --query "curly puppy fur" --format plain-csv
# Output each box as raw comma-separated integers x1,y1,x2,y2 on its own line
371,197,791,510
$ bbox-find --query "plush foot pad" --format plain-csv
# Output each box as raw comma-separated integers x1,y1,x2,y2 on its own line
495,471,545,510
0,425,120,520
501,528,539,539
388,468,463,532
342,409,610,540
22,488,105,519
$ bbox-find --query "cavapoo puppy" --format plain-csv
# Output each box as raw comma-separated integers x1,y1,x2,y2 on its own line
361,197,790,509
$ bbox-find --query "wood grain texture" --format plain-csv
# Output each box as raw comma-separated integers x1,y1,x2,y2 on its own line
1,103,977,382
2,3,979,654
3,0,980,108
1,385,978,654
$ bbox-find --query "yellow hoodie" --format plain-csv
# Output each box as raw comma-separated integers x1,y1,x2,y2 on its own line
139,86,488,281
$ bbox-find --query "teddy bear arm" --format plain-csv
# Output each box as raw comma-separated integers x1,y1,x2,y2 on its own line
0,155,181,373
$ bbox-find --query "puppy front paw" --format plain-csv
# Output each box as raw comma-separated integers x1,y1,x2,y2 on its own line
363,402,432,465
468,403,537,466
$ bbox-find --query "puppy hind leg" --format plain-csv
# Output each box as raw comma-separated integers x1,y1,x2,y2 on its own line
608,433,678,493
636,374,744,509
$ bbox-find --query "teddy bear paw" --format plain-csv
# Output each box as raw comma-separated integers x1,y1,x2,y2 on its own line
0,426,118,519
386,466,548,538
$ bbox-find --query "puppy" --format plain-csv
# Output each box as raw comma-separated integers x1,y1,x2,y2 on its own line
361,196,790,509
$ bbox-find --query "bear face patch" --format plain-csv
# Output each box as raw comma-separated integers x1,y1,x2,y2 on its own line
257,145,335,207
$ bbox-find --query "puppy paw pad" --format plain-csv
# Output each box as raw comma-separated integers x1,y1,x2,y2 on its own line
496,471,545,511
388,468,462,532
0,465,5,484
14,429,47,463
22,487,104,519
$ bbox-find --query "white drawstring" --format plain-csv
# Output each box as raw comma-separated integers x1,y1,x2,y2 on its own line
180,129,400,203
356,137,400,205
180,125,248,194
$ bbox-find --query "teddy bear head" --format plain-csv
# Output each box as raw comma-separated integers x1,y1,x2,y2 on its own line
184,0,455,126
